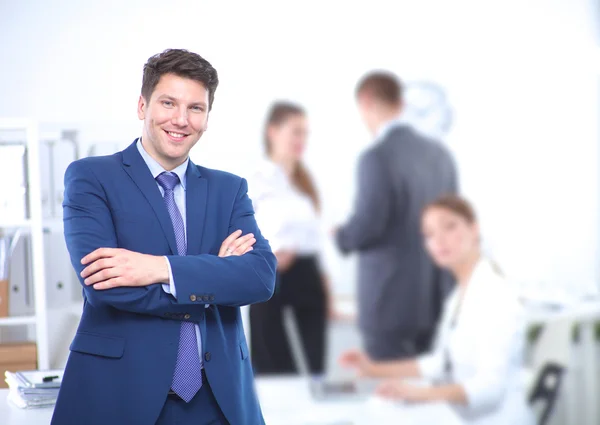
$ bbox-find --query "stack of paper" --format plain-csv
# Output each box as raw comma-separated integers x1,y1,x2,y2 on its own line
4,370,62,409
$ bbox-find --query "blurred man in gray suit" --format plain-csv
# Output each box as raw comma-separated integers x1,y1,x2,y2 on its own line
335,71,458,360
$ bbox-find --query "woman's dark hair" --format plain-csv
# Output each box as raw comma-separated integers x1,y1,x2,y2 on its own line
264,102,320,211
141,49,219,110
424,194,477,223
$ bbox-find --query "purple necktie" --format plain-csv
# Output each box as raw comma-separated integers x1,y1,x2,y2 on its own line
156,172,202,402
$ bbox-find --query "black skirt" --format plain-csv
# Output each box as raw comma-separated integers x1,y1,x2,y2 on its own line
249,256,327,376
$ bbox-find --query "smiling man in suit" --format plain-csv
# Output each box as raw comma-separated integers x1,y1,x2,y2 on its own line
51,49,276,425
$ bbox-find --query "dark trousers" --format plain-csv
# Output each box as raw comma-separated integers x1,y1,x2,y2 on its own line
363,330,434,361
250,256,327,375
155,374,229,425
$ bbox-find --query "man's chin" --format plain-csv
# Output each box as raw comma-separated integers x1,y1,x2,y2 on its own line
161,144,195,163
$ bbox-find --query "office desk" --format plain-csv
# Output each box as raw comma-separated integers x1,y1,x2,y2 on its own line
1,377,464,425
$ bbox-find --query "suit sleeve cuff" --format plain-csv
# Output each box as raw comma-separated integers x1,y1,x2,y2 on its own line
335,226,351,254
161,256,177,299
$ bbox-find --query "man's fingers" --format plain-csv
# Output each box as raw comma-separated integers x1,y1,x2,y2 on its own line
92,277,121,290
235,237,256,254
220,232,254,257
231,233,254,249
81,247,119,265
84,267,120,286
81,258,114,279
218,230,242,256
222,230,243,248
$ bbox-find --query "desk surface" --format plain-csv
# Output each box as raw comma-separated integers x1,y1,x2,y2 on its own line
524,299,600,324
1,377,464,425
336,297,600,325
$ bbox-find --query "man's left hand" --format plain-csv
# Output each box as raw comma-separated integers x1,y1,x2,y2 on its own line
81,248,168,290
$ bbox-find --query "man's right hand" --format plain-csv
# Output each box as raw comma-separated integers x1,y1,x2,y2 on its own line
338,349,374,377
218,230,256,257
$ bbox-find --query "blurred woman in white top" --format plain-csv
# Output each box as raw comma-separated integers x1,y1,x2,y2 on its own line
340,195,534,425
249,101,332,376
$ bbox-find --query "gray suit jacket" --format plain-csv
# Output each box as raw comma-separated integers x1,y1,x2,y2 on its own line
337,124,458,336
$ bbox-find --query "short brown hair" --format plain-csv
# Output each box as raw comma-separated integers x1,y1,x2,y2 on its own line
356,71,403,106
424,194,477,223
141,49,219,110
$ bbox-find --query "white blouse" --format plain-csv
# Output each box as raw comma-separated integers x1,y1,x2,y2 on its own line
417,258,535,425
248,159,323,256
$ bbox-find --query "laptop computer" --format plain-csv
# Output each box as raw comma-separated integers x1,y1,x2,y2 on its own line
281,306,369,402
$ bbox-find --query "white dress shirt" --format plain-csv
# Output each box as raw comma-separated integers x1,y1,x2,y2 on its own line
136,140,204,366
248,159,323,256
417,258,535,425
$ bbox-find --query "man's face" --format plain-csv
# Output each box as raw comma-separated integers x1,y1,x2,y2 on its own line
137,73,210,170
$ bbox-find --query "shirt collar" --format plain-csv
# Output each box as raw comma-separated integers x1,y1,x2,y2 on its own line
375,115,407,141
136,138,188,190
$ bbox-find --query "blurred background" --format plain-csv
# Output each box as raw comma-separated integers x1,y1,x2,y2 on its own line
0,0,599,424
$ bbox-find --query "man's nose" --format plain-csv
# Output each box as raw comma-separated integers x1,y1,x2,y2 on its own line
172,106,188,127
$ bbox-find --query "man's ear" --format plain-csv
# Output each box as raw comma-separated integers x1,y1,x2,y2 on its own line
137,95,146,120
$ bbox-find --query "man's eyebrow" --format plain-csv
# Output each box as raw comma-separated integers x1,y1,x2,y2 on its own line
157,95,206,107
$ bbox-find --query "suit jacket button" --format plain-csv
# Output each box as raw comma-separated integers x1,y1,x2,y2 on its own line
184,314,191,320
203,295,210,302
190,295,197,302
204,352,211,362
209,295,215,301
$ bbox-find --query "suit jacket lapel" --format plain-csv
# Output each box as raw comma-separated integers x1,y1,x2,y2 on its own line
185,160,207,255
121,140,179,255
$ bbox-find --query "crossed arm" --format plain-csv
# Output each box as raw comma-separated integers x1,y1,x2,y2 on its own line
80,230,256,290
63,161,276,319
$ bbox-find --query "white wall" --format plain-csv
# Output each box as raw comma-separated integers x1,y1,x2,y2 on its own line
1,0,598,295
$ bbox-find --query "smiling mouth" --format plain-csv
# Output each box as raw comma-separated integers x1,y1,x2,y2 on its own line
163,130,189,141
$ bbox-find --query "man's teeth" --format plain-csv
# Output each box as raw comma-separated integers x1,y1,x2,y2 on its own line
167,131,186,138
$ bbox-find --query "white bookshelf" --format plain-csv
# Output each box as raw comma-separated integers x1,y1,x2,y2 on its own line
0,119,50,370
0,316,37,326
0,220,32,229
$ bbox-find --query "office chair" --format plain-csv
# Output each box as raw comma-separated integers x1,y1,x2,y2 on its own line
528,362,566,425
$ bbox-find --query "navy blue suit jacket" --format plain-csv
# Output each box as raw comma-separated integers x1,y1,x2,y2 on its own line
51,140,276,425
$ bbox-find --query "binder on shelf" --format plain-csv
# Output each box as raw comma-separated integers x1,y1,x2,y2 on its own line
0,279,7,317
6,233,32,316
0,228,22,317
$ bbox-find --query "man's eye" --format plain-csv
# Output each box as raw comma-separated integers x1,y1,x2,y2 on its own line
162,101,174,107
191,106,204,112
